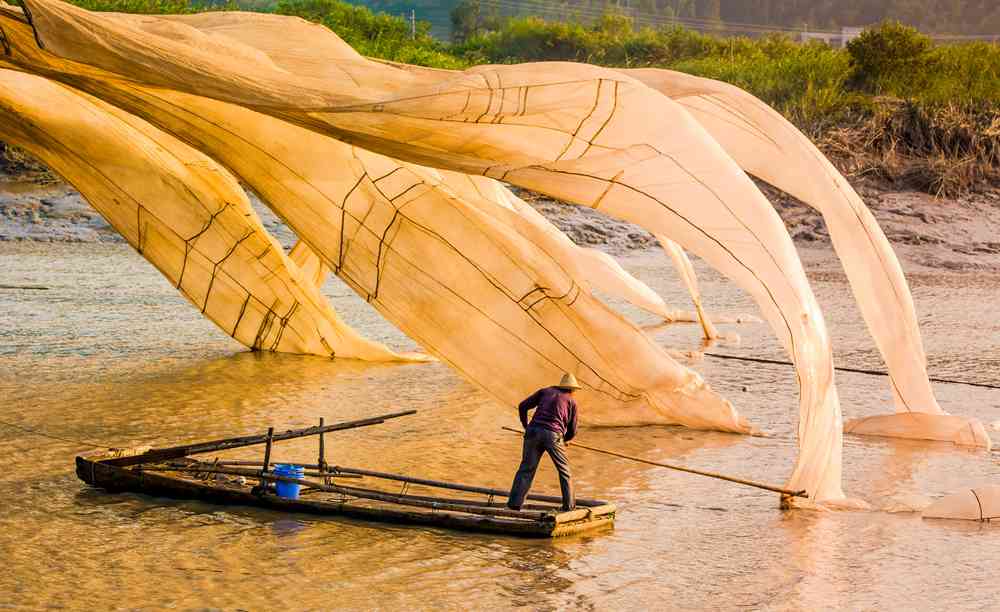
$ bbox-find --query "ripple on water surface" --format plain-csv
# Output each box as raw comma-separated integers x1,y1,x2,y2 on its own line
1,242,999,610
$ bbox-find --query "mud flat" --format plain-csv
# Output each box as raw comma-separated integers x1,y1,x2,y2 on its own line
516,181,1000,274
0,181,120,243
3,174,999,273
0,179,296,247
760,179,1000,274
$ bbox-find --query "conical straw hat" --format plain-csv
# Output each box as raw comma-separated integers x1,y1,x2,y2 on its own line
557,372,582,390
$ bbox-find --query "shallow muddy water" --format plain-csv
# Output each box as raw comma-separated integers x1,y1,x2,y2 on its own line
1,242,998,610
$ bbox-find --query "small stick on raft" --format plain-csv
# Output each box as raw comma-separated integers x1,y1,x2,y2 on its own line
501,426,807,500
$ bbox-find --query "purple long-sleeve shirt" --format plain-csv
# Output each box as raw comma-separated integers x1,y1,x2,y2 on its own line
518,386,578,442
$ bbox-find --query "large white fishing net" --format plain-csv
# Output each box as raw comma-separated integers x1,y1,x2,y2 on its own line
0,1,988,504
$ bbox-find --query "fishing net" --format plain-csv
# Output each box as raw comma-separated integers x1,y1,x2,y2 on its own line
0,7,751,439
0,69,423,361
1,0,988,502
629,69,989,447
923,485,1000,521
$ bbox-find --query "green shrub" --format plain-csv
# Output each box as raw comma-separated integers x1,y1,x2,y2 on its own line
674,42,856,128
456,15,733,66
920,42,1000,106
847,21,933,93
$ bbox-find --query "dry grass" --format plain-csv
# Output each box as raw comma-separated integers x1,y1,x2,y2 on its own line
818,100,1000,197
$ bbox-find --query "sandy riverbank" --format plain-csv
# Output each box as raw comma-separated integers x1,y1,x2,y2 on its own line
2,173,999,273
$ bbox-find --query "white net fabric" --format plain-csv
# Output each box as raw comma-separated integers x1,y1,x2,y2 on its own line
0,68,423,361
3,1,980,500
628,69,941,416
0,7,750,436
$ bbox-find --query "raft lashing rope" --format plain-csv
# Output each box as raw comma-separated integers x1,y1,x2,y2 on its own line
703,353,1000,391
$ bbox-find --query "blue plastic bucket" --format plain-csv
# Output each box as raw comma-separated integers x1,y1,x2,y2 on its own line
273,464,305,500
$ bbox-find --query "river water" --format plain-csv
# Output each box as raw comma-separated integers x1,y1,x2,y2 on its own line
1,242,998,610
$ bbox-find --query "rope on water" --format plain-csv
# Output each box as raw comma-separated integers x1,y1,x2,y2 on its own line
0,417,111,448
703,353,1000,390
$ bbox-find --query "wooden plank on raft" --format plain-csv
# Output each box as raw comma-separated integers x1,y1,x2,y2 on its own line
140,465,554,521
553,504,616,524
77,457,615,538
152,463,557,509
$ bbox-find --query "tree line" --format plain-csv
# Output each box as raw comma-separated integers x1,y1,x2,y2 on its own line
449,0,1000,36
680,0,1000,34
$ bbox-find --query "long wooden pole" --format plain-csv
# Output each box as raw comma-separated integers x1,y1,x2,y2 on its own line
107,410,417,466
202,460,354,472
154,465,557,507
501,427,807,499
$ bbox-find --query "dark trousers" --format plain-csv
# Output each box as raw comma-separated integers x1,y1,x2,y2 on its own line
507,426,574,510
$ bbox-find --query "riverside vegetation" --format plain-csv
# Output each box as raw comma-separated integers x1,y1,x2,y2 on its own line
2,0,998,198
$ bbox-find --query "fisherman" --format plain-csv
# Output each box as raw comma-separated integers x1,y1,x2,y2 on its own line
507,372,580,512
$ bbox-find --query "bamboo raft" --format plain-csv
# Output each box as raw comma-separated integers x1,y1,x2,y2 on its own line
75,410,616,538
